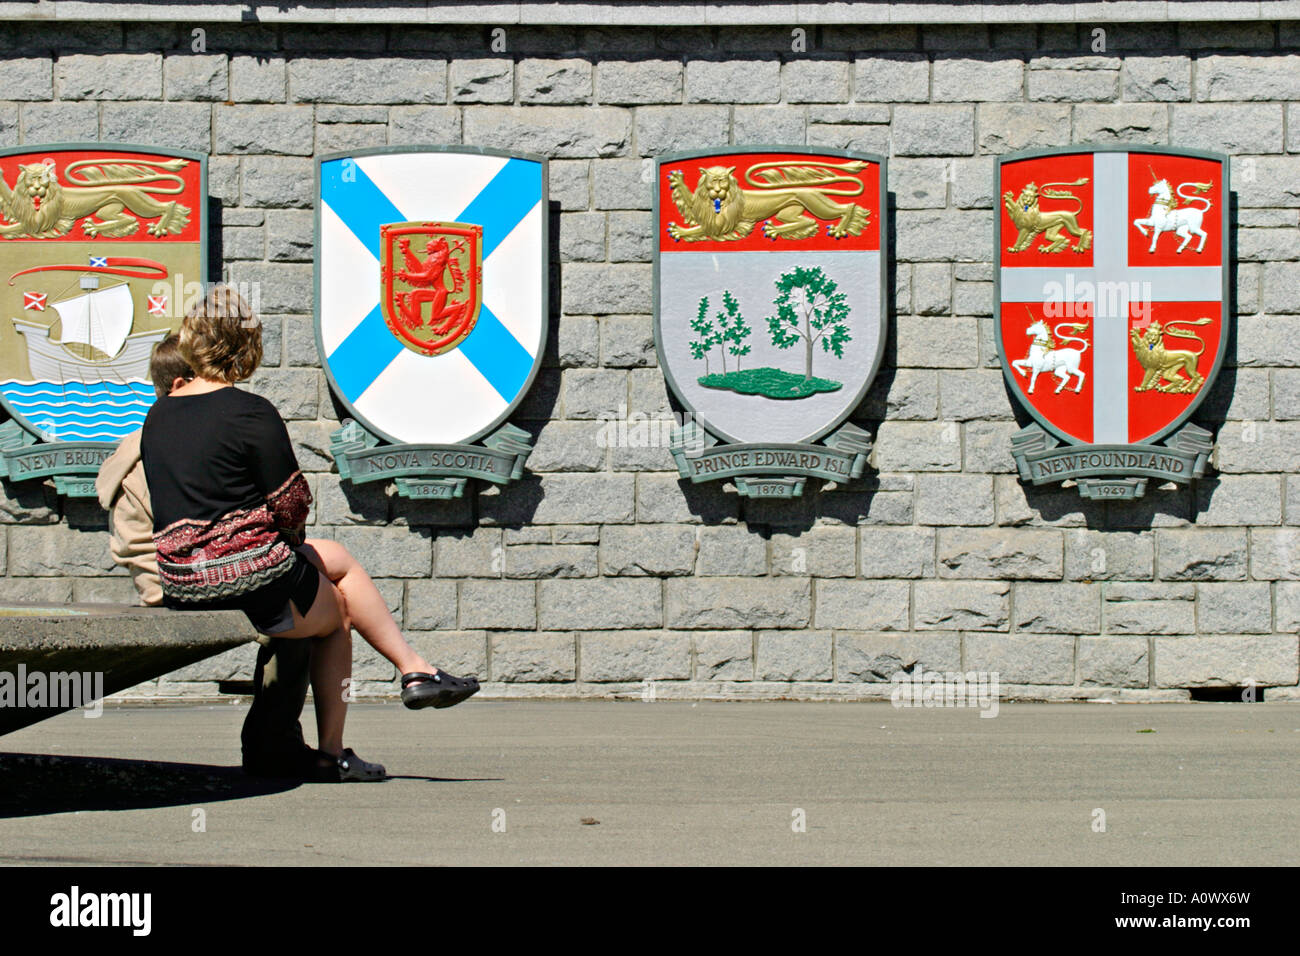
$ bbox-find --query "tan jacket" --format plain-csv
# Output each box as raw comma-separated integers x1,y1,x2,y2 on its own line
94,430,162,607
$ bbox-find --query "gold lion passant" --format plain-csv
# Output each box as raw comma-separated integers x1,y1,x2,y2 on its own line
666,159,871,242
1003,178,1092,254
0,156,192,240
1130,318,1213,394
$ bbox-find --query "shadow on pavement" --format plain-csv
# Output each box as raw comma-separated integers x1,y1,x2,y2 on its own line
384,773,504,783
0,751,301,817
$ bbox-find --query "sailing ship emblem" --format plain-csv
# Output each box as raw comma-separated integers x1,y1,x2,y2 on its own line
0,144,206,496
11,257,171,387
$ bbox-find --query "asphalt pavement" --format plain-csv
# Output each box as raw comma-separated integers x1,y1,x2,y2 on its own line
0,700,1295,866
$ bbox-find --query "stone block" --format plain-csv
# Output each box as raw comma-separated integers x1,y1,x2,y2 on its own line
596,60,682,105
916,475,996,525
538,578,661,629
891,105,975,156
755,630,832,681
1078,636,1149,688
333,526,431,578
600,525,697,576
580,630,691,681
403,579,458,630
1154,635,1298,687
460,579,537,630
913,581,1010,631
835,631,961,681
977,103,1071,153
1104,583,1196,635
964,633,1074,684
813,580,910,630
518,58,592,105
685,60,780,104
465,105,630,157
693,631,752,681
770,526,857,578
505,544,598,579
1155,530,1247,581
289,57,447,104
1063,530,1154,581
1196,582,1271,634
449,58,513,103
490,631,576,681
1014,582,1100,634
696,526,766,576
853,54,929,102
164,54,227,101
665,578,810,629
57,53,161,100
931,57,1024,102
937,528,1063,579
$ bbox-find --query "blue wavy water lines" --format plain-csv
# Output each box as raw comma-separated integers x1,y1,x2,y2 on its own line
0,380,155,442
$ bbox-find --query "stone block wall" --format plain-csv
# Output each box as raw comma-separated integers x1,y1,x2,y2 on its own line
0,13,1298,700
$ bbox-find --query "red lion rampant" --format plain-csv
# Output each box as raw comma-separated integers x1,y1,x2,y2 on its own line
392,236,469,333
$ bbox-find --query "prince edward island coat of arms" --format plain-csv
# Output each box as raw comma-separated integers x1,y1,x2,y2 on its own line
655,148,887,498
315,147,546,500
996,146,1230,501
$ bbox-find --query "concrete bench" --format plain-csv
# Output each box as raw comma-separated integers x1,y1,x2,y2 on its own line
0,603,257,736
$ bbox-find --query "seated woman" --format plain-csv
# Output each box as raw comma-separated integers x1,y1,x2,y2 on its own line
141,285,477,782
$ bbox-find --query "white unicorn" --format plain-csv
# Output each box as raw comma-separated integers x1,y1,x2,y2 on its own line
1133,176,1213,254
1011,317,1090,394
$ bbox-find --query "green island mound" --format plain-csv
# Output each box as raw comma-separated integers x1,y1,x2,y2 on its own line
697,367,843,400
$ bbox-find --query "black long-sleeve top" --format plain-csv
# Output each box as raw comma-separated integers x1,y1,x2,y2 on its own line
140,386,311,604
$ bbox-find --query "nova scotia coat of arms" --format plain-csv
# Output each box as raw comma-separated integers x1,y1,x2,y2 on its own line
996,146,1229,500
655,148,887,498
315,147,546,500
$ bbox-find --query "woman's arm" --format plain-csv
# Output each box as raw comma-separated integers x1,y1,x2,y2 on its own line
247,398,311,544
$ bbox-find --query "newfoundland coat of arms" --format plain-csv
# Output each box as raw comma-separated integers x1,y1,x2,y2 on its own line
996,146,1229,500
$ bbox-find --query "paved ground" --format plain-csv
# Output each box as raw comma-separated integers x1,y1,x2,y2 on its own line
0,700,1296,866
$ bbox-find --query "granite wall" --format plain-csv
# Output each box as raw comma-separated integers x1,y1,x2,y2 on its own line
0,13,1297,700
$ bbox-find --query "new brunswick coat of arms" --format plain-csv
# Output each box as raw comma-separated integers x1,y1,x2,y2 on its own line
0,143,206,497
654,148,887,498
315,147,546,499
996,146,1229,500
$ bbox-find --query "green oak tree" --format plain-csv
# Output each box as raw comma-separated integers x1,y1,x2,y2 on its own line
764,266,852,382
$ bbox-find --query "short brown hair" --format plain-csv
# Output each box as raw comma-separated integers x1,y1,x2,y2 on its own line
178,284,263,384
149,333,193,395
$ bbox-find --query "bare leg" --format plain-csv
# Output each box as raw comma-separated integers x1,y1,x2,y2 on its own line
301,539,437,677
310,627,351,756
274,569,351,757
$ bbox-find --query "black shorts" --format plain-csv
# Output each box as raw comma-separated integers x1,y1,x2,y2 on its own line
166,550,322,636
